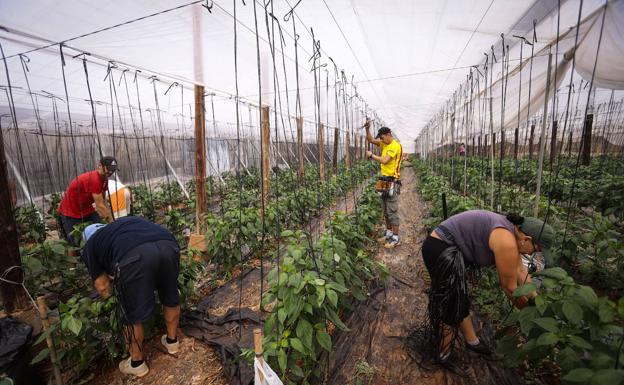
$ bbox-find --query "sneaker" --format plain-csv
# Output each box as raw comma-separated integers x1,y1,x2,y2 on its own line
161,334,180,354
377,230,392,244
118,357,149,377
384,237,400,249
377,235,390,244
466,340,494,356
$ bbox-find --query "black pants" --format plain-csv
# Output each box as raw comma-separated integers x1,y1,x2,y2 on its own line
59,212,101,247
115,240,181,324
421,235,470,326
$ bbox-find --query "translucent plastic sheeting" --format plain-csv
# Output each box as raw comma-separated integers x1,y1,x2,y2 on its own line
418,0,624,149
0,0,540,152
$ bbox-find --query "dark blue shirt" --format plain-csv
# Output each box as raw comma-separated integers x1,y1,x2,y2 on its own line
81,216,178,279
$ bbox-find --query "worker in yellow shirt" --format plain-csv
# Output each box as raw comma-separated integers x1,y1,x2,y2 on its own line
365,121,403,249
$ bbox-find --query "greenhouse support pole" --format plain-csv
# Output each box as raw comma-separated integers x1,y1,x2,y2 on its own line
581,113,593,166
319,123,325,181
345,128,351,169
332,126,339,174
550,120,558,166
0,124,29,313
534,51,552,217
528,124,535,160
193,84,207,236
296,117,304,183
260,106,270,214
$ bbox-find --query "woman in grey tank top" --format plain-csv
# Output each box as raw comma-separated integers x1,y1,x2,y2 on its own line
412,210,554,374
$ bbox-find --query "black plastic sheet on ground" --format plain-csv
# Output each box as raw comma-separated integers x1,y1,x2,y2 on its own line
181,304,261,385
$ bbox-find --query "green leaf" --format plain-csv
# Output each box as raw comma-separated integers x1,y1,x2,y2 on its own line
65,315,83,336
562,301,584,324
562,368,593,383
617,297,624,318
314,278,326,286
568,335,593,350
535,295,547,315
316,331,332,352
598,304,616,323
34,323,58,345
290,364,305,378
50,242,66,256
31,347,50,364
590,369,624,385
512,283,536,297
316,286,326,306
577,285,598,306
533,317,559,333
557,347,582,372
290,338,306,354
536,332,559,346
278,348,287,373
535,267,568,280
325,308,349,331
278,307,287,324
589,352,615,369
296,319,314,350
518,306,539,334
326,288,338,308
326,282,348,293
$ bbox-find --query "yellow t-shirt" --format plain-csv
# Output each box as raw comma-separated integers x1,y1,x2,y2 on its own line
380,139,403,179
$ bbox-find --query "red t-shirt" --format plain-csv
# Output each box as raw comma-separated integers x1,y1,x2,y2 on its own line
58,170,107,218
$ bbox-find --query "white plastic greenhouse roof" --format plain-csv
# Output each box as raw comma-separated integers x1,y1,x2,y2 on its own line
1,0,622,151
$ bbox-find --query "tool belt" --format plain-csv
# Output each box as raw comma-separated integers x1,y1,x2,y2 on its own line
375,176,400,197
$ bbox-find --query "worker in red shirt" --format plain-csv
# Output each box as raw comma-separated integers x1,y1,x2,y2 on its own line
58,156,117,246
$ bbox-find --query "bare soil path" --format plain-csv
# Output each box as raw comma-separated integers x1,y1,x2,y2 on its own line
319,162,521,385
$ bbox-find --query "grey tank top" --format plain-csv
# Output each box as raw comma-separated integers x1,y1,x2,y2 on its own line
435,210,515,267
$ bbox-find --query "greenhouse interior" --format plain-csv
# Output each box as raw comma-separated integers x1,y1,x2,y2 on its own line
0,0,623,384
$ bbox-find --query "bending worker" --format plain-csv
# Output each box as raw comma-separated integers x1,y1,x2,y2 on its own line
58,156,117,246
81,216,181,377
420,210,553,373
365,121,403,249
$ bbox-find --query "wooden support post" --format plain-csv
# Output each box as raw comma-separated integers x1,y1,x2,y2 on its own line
190,85,207,252
296,117,304,183
37,296,63,385
499,130,505,158
550,120,558,166
318,123,325,181
0,126,29,313
581,113,593,166
528,124,536,160
261,106,271,213
254,328,266,385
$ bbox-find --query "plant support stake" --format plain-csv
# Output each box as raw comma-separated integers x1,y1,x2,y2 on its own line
534,51,553,217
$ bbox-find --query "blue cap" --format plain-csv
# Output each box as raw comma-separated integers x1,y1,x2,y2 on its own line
83,223,106,243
